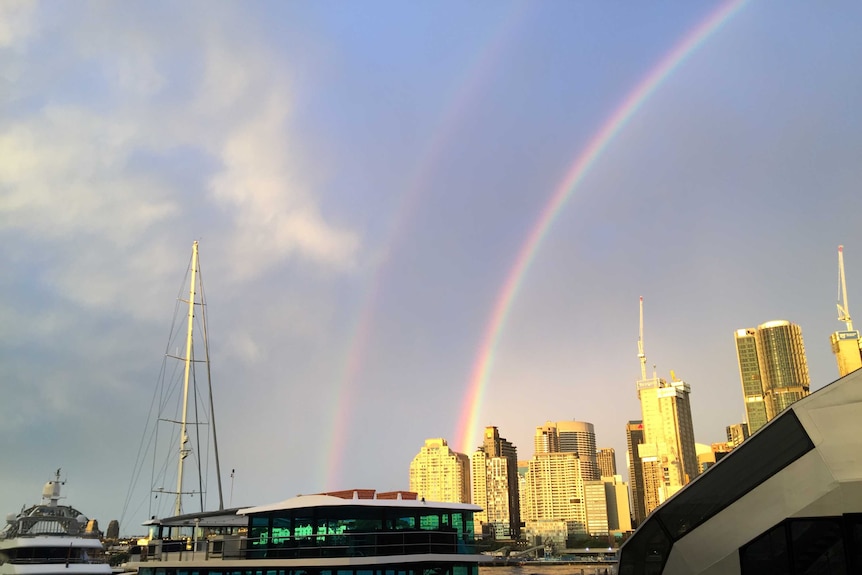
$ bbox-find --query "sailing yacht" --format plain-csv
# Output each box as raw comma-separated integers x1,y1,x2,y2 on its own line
122,241,226,531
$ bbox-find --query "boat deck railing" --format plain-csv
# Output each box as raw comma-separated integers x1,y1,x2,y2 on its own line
136,530,477,563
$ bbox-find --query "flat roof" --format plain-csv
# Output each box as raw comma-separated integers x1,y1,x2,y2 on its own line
240,494,481,515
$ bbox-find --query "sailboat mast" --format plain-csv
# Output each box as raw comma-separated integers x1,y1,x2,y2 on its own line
175,241,199,516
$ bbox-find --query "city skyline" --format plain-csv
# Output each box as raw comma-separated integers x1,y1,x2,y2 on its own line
3,1,862,537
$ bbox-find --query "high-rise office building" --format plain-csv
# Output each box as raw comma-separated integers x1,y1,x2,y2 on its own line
736,321,811,430
757,321,810,420
735,328,769,433
471,426,520,538
534,420,599,480
635,298,698,516
625,420,646,527
597,447,617,478
409,438,471,503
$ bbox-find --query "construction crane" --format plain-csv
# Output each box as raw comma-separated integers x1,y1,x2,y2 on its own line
838,245,854,331
638,296,648,381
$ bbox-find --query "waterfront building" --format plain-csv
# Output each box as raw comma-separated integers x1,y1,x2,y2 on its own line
736,321,810,431
625,420,647,527
618,366,862,575
409,438,471,503
522,452,588,544
597,447,617,478
725,422,749,447
602,475,633,534
470,426,520,539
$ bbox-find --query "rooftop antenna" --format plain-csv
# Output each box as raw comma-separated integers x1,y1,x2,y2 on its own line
637,296,648,381
838,245,854,331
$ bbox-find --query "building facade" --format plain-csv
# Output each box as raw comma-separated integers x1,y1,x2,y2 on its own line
636,375,699,517
470,426,520,539
534,420,599,480
625,420,646,527
734,328,768,433
409,438,471,503
725,423,749,447
602,475,633,534
736,321,811,432
597,447,617,478
522,452,588,544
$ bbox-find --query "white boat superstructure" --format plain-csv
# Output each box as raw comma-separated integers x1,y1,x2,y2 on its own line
0,470,111,575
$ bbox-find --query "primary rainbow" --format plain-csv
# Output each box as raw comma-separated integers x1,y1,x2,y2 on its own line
455,0,748,453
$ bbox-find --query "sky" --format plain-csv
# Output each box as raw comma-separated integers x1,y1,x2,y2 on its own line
2,0,862,536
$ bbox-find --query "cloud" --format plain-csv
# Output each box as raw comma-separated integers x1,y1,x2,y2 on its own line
0,3,359,310
0,1,38,48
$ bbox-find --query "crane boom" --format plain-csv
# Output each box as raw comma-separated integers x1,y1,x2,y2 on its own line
638,296,647,381
838,245,854,332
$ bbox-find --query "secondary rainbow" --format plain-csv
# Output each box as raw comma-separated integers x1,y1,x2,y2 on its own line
322,3,530,489
455,0,748,453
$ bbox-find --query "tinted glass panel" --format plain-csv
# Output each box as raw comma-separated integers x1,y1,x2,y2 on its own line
740,523,790,575
657,410,813,540
790,518,845,575
618,518,671,575
846,514,862,573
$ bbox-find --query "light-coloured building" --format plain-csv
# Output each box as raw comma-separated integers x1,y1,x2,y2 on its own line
636,374,699,516
471,426,520,539
736,321,810,432
596,447,617,478
602,475,632,534
522,452,588,542
409,438,471,503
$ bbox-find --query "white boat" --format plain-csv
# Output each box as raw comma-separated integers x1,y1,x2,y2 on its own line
0,470,112,575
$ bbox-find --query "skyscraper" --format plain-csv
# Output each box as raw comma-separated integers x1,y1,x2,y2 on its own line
471,426,520,538
409,438,471,503
756,321,810,420
625,420,646,527
735,328,768,433
635,297,698,516
596,447,617,478
736,321,811,430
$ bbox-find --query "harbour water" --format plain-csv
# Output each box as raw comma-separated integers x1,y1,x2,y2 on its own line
480,564,616,575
